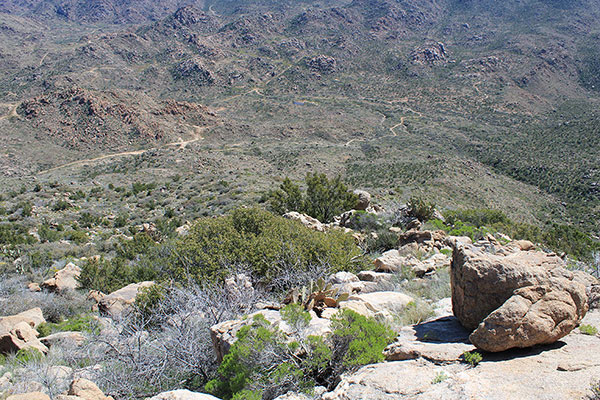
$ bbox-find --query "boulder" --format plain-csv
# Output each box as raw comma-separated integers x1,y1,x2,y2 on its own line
40,331,86,347
353,190,371,211
339,291,413,320
7,393,51,400
41,262,81,292
147,390,221,399
328,271,359,285
28,282,41,292
0,308,45,331
0,321,48,354
469,282,588,352
373,250,403,273
398,230,446,247
283,212,325,232
98,281,155,317
357,271,393,284
450,244,579,331
509,240,536,251
58,378,113,400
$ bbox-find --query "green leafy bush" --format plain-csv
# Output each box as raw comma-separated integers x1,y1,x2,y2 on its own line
268,174,358,223
37,314,99,338
168,207,363,286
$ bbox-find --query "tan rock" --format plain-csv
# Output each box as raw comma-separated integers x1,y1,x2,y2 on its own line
0,307,46,331
67,378,113,400
41,262,81,292
373,249,404,272
339,291,413,318
40,331,86,347
0,321,48,355
469,282,588,352
353,190,371,211
28,282,41,292
450,244,575,330
283,212,325,232
98,282,154,317
510,240,536,251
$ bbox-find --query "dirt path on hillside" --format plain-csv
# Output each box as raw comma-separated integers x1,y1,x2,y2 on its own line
38,124,213,174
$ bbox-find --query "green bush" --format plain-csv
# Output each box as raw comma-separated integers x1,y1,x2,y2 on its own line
37,314,98,338
329,309,395,370
580,324,598,336
52,199,72,211
462,351,482,366
167,207,363,286
0,223,35,245
206,308,394,400
78,257,157,293
407,196,436,222
268,174,358,223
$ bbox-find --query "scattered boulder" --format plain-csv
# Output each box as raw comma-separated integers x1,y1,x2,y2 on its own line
0,321,48,355
41,262,81,292
357,271,393,284
283,212,325,232
470,282,588,352
28,282,41,292
509,239,536,251
40,331,86,347
339,291,413,321
147,390,221,399
98,281,155,317
0,308,45,331
353,190,371,211
327,271,359,285
398,230,446,248
450,244,580,331
56,378,113,400
373,249,403,273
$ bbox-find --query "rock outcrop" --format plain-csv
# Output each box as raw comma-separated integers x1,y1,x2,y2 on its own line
0,308,48,355
352,190,371,211
322,310,600,400
451,244,583,331
55,378,114,400
98,281,155,317
469,283,587,352
41,262,81,292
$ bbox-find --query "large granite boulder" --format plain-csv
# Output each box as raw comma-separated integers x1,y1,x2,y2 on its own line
353,190,371,211
98,281,155,317
56,378,114,400
0,308,45,331
41,262,81,292
0,308,48,355
450,244,580,331
469,282,588,352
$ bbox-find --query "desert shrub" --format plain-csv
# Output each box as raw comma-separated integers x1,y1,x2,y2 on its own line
79,212,101,228
268,174,358,223
67,229,88,244
444,209,509,227
588,380,600,400
363,230,400,253
0,223,36,245
78,257,157,293
407,196,436,222
19,201,33,217
167,207,363,287
206,308,394,400
38,223,62,243
345,210,383,232
397,300,434,326
580,324,598,336
462,351,482,366
116,233,158,260
329,309,395,371
52,199,72,211
114,215,128,228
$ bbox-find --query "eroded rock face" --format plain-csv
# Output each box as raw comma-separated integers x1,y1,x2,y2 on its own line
0,321,48,355
41,262,81,292
450,244,574,331
469,282,588,352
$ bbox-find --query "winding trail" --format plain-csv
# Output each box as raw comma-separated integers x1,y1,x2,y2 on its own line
38,124,214,174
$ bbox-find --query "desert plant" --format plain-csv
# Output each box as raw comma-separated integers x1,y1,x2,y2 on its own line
284,277,349,317
407,196,436,222
580,324,599,336
432,371,448,384
462,351,482,367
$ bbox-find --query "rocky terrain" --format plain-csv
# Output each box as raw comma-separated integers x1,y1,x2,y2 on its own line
1,0,600,399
